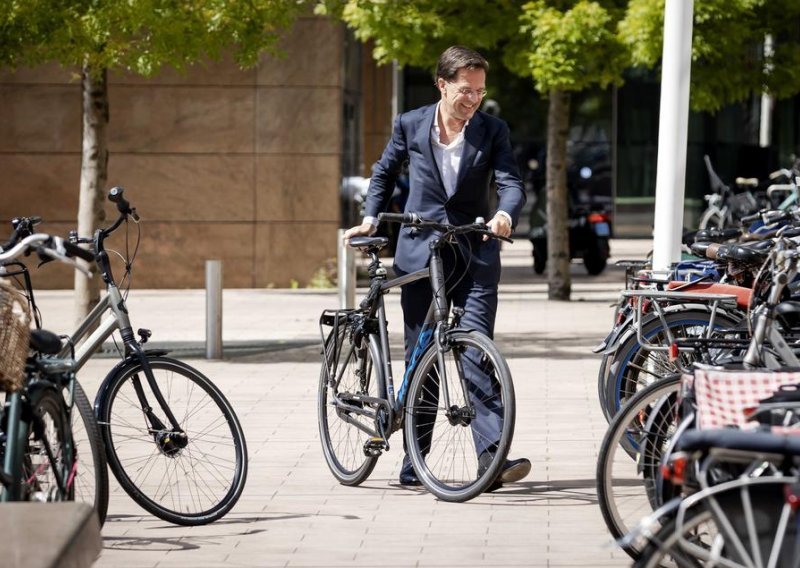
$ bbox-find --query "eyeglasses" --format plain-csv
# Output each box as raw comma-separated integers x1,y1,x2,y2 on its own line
447,82,487,99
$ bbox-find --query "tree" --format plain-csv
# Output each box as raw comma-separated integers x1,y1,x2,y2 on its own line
620,0,800,113
508,1,629,300
0,0,305,321
319,0,630,301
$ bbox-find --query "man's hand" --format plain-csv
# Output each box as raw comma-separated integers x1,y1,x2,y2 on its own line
485,212,512,241
343,222,376,245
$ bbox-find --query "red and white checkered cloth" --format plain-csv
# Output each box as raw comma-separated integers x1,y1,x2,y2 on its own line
686,368,800,430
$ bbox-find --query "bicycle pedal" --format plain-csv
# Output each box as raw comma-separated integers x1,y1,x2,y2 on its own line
363,437,387,457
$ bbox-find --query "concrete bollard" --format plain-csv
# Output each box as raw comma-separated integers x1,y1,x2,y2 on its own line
337,229,355,309
205,260,223,359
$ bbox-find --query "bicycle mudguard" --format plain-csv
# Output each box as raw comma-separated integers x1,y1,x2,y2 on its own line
92,350,170,417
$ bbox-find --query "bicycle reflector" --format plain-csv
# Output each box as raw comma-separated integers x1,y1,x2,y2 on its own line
784,483,800,512
661,452,689,486
669,343,679,361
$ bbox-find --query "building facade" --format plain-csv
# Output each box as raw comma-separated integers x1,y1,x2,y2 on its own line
0,16,392,289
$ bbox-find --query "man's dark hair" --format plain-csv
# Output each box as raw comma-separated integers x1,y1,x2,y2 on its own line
435,46,489,81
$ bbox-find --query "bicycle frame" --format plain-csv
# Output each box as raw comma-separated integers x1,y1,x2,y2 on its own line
322,237,472,442
61,222,185,436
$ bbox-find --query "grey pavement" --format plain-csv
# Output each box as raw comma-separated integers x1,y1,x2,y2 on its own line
33,238,652,567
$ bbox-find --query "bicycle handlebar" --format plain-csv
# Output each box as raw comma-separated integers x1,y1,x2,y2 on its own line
0,233,93,276
377,212,513,243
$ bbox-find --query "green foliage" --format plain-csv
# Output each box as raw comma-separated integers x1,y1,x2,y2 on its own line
620,0,800,112
511,1,629,94
317,0,523,70
0,0,306,75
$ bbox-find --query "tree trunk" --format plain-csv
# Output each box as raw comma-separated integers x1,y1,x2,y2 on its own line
546,89,571,301
75,63,108,324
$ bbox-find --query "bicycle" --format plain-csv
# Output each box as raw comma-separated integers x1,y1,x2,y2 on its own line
8,188,249,525
318,212,516,502
1,224,109,524
0,233,98,506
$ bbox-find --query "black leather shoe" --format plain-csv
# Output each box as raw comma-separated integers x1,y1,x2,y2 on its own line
499,457,532,483
398,456,422,486
478,453,531,492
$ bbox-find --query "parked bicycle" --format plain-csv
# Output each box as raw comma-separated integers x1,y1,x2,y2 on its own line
4,188,249,526
0,233,98,506
318,212,516,502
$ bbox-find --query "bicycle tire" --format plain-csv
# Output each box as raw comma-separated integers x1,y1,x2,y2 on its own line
405,330,515,502
22,386,73,503
635,480,797,567
596,375,682,560
72,381,109,526
318,324,381,486
99,356,247,526
603,310,738,419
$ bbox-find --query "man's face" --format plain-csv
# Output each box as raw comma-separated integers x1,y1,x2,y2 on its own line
437,67,486,122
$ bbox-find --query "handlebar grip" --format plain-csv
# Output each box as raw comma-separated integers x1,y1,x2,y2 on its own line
740,212,761,224
378,212,419,224
108,186,140,222
62,240,96,263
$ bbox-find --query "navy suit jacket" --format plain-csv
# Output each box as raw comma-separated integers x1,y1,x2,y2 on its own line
363,104,526,286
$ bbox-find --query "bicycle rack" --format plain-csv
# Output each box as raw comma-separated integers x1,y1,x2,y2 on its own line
619,289,740,353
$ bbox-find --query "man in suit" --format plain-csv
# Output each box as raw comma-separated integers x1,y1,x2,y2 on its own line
344,46,530,490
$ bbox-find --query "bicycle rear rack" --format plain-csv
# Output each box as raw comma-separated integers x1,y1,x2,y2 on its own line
619,290,740,353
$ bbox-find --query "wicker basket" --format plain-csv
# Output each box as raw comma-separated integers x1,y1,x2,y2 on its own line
0,280,31,392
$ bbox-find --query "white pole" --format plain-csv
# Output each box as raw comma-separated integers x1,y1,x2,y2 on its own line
759,34,774,148
205,260,223,359
338,229,355,309
651,0,694,272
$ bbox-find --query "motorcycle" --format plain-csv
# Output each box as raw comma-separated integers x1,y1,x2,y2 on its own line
529,201,613,276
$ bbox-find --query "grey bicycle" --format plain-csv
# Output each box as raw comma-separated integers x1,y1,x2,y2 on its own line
318,212,516,502
6,188,249,526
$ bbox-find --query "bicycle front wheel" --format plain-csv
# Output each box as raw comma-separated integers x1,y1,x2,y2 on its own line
99,356,247,525
72,381,109,526
596,375,682,560
405,330,515,502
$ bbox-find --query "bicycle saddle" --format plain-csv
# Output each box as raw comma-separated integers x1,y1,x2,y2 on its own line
693,227,742,243
29,329,62,355
348,236,389,251
677,427,800,457
716,242,770,265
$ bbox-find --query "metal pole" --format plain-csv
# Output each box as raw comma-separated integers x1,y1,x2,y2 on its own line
338,229,355,309
652,0,694,272
205,260,223,359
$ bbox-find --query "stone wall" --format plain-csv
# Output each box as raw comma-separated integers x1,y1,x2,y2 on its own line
0,17,346,289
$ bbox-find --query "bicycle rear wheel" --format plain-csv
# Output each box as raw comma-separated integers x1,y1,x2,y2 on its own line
636,480,797,567
99,356,247,525
72,381,109,525
318,323,381,485
22,387,73,503
604,310,738,419
405,330,515,502
596,375,682,560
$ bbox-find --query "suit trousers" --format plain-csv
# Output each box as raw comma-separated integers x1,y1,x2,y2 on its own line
399,248,501,458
